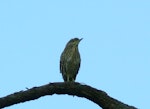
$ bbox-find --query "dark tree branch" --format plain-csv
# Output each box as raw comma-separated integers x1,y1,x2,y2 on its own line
0,82,137,109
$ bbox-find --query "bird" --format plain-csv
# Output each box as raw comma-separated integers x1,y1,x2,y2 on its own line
60,38,82,82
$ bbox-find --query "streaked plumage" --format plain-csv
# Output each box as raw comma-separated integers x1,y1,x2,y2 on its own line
60,38,82,82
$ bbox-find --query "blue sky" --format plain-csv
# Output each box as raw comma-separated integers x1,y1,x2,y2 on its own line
0,0,150,109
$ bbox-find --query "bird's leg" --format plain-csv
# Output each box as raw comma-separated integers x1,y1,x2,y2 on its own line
69,77,75,82
72,78,75,82
67,76,70,82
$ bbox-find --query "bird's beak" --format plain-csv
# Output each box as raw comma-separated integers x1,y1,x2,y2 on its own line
79,38,83,41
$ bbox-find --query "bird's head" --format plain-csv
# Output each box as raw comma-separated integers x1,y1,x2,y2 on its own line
67,38,83,47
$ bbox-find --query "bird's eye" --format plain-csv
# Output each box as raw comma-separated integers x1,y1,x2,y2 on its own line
71,39,75,42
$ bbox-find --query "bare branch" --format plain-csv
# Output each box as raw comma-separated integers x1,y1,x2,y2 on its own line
0,82,137,109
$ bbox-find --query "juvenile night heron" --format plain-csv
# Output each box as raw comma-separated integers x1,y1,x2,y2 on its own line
60,38,82,82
